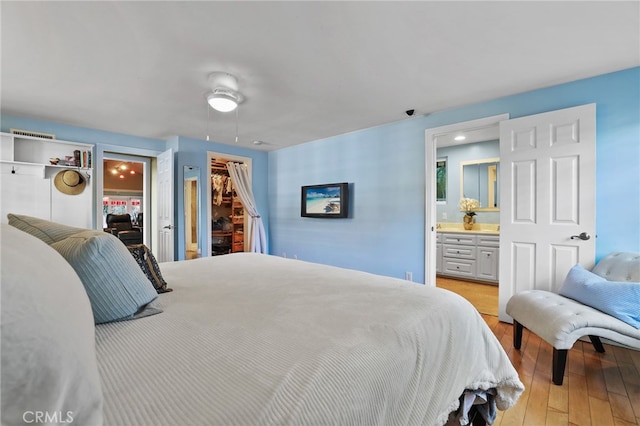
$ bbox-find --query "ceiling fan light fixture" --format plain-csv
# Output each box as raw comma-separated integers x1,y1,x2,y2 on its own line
206,72,244,113
207,90,240,112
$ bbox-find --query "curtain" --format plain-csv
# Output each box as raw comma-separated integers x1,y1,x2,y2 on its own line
226,162,267,254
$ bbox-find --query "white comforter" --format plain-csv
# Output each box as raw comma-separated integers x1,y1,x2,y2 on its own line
95,253,523,426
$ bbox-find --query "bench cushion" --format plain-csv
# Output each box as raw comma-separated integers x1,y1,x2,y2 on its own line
506,290,640,350
559,264,640,328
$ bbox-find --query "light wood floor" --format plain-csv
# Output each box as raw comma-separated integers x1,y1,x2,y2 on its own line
436,276,498,316
437,277,640,425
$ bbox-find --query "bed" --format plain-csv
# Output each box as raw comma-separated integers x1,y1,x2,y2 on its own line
1,219,523,426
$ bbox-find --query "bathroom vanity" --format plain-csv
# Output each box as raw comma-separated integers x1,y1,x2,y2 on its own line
436,227,499,284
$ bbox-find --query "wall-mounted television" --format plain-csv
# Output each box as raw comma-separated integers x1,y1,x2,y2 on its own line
301,182,349,218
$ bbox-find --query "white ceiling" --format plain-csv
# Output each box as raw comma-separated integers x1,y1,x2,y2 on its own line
2,1,638,151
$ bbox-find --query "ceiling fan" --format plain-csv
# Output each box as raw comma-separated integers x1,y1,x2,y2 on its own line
204,71,246,144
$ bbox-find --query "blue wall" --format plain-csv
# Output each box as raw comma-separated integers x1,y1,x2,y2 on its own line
268,67,640,283
0,116,269,260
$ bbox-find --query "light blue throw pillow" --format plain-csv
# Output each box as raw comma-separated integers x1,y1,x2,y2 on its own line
559,264,640,329
51,230,159,324
7,213,88,245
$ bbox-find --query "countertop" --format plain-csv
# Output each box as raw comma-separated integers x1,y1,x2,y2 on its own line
436,223,499,235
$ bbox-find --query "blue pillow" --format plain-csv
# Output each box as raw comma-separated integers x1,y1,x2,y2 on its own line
51,231,159,324
559,264,640,328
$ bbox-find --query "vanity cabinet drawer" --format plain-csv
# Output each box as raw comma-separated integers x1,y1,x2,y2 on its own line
477,235,499,247
443,244,476,259
442,234,477,246
443,259,476,278
437,232,499,283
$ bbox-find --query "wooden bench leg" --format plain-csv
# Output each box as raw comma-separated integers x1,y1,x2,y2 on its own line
513,320,523,350
589,335,606,353
552,348,568,385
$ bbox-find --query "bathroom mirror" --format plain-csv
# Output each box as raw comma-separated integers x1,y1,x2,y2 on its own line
184,166,200,259
460,157,500,211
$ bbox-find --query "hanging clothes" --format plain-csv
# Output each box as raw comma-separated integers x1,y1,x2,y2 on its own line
212,174,225,206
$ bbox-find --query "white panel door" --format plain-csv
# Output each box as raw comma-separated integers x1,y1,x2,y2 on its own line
498,104,596,322
156,148,174,262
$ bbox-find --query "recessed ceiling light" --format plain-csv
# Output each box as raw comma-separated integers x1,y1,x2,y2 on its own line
454,135,466,141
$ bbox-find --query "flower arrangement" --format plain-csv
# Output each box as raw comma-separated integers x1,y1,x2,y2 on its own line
459,198,480,216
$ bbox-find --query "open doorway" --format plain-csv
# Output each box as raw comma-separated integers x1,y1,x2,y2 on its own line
425,114,508,316
207,151,252,257
102,154,150,245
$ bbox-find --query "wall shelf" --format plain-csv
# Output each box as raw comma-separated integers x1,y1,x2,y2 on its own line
1,132,94,228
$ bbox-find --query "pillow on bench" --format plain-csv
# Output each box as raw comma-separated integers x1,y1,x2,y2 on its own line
559,264,640,328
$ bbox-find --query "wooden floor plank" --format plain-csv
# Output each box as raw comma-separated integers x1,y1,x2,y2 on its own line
567,340,585,377
614,418,640,426
609,392,638,424
545,408,569,426
568,373,591,426
584,350,609,401
547,380,568,413
625,382,640,419
523,367,550,425
602,348,629,395
589,396,615,425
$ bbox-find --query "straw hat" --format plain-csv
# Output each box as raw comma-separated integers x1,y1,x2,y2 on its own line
54,170,86,195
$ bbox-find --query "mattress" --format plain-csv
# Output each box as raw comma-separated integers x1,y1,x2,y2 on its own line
95,253,523,425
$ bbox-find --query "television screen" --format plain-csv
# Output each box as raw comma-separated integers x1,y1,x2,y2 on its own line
301,182,349,218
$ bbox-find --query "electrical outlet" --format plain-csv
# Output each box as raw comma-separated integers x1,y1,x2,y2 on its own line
442,212,448,219
405,271,413,281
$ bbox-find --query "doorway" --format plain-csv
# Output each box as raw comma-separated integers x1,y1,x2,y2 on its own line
184,165,200,260
207,151,252,257
102,153,151,245
425,114,508,315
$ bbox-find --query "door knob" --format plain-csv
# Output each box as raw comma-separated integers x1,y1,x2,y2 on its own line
570,232,590,240
163,225,173,230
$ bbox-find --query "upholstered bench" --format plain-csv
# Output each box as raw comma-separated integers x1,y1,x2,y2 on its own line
506,252,640,385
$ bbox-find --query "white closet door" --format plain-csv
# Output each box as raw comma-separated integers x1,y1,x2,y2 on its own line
156,148,174,262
